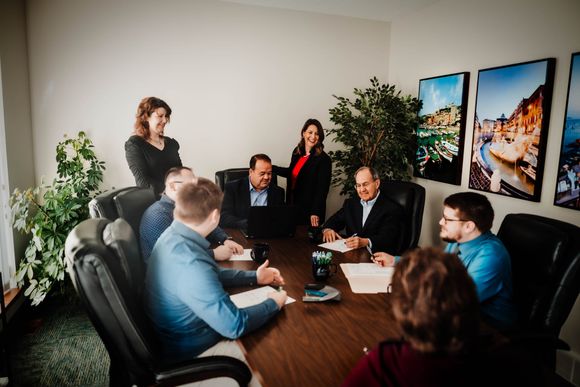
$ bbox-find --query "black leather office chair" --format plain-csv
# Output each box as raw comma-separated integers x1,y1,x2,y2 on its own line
114,187,157,240
65,218,252,386
215,168,279,191
497,213,580,369
88,187,135,219
381,180,426,255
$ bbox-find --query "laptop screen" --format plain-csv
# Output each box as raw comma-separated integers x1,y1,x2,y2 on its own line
243,205,298,238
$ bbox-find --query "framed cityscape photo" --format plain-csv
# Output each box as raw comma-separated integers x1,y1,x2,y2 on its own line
554,52,580,211
414,72,469,185
469,58,556,202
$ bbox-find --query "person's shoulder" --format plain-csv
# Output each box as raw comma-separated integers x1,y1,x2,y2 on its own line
164,136,180,146
125,135,144,146
318,150,331,161
224,177,247,191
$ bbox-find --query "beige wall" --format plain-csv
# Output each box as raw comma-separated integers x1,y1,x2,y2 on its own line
0,0,35,264
25,0,390,218
388,0,580,369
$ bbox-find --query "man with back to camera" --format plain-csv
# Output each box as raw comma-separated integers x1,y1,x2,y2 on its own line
374,191,516,331
321,166,404,254
145,178,287,362
139,166,243,263
220,153,285,229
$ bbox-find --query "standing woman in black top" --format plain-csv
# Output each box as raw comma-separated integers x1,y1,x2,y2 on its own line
125,97,182,197
275,118,332,227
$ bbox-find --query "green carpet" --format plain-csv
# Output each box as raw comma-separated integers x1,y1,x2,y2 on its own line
10,294,109,386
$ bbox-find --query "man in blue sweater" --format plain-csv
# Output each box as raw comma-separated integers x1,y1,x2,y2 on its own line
438,192,516,330
140,166,243,263
145,178,287,361
374,192,516,331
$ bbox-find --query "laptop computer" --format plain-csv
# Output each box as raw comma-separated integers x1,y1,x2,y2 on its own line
242,205,298,238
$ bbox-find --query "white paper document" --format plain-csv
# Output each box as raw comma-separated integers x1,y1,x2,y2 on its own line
340,263,394,294
318,239,355,253
230,286,296,308
230,249,253,261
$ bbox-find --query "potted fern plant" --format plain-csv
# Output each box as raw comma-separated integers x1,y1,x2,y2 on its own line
327,77,422,196
10,131,105,305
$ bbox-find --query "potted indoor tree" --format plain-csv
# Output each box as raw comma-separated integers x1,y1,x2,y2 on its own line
10,131,105,305
327,77,422,196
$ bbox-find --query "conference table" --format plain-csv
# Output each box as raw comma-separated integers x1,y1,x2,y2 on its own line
220,227,399,387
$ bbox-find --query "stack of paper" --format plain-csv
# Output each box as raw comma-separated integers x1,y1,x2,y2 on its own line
318,239,355,253
230,286,296,308
340,263,394,294
230,249,253,261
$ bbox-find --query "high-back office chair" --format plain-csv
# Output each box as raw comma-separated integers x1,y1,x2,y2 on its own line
497,213,580,368
88,187,135,219
215,168,279,191
113,187,157,240
381,180,426,255
65,218,252,387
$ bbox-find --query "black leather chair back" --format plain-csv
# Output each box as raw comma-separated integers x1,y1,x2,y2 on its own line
65,218,252,386
381,180,426,255
498,213,580,334
65,218,159,385
114,187,157,240
88,187,135,219
215,168,279,191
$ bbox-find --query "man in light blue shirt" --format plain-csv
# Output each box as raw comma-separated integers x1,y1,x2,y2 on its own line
145,178,287,362
374,192,516,331
439,192,516,330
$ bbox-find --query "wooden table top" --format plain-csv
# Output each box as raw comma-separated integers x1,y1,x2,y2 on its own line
220,227,399,387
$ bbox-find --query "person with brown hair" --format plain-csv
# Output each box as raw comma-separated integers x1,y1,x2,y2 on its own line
345,247,547,387
145,178,287,362
274,118,332,227
343,247,481,386
125,96,182,196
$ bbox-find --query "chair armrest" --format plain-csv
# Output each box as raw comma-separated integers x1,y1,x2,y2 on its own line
155,355,252,386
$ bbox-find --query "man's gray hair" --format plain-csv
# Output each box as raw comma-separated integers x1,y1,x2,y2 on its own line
354,166,380,180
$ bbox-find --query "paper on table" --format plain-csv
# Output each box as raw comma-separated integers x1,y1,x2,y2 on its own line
230,249,253,261
345,263,393,276
340,263,394,294
318,239,355,253
230,286,296,308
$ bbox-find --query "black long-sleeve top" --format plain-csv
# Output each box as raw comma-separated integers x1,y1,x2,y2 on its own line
124,135,182,197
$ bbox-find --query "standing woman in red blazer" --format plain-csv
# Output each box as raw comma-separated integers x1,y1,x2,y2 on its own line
275,118,332,227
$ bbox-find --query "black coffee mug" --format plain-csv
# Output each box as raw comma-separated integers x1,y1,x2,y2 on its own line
307,226,323,244
312,261,337,282
251,242,270,264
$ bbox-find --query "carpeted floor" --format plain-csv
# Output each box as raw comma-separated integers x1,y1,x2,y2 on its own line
9,294,109,386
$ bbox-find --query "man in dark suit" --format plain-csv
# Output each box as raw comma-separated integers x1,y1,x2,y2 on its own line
322,166,404,254
220,154,285,228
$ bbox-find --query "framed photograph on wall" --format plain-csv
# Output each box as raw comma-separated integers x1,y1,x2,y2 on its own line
554,52,580,211
414,72,469,185
469,58,556,202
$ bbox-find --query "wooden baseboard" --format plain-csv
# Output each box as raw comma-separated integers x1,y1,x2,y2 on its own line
3,288,21,309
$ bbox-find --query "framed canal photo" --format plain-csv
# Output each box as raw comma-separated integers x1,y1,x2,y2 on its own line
554,52,580,211
469,58,556,202
414,72,469,185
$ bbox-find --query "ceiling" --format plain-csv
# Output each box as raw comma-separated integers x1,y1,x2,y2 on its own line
219,0,440,22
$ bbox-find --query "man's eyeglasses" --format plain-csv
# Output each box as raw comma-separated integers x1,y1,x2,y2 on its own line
354,182,373,189
441,216,469,224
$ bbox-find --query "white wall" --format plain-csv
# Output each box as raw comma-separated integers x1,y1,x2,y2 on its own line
388,0,580,373
0,0,35,273
25,0,390,218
